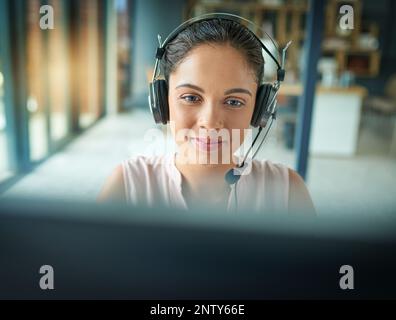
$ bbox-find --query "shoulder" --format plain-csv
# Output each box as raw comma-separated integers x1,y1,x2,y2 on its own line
252,159,309,190
288,168,305,188
251,159,289,180
287,168,316,216
97,164,125,203
97,154,169,203
251,160,316,215
123,154,169,170
122,154,170,182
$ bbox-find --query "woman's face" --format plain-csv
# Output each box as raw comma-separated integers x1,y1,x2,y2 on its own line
168,43,258,165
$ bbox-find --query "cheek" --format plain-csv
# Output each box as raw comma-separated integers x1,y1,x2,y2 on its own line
169,94,182,123
227,105,255,148
168,96,195,143
228,104,254,128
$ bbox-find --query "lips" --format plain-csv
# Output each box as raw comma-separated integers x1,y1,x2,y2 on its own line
195,137,222,144
190,137,225,152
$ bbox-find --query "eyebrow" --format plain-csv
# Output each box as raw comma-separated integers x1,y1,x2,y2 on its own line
175,83,252,97
175,83,204,93
224,88,252,97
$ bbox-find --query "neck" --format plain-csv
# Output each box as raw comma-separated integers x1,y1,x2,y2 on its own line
174,153,236,198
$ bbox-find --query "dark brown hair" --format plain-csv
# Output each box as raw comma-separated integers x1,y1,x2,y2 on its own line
161,19,264,85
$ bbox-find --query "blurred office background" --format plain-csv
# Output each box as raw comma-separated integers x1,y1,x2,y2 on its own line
0,0,395,215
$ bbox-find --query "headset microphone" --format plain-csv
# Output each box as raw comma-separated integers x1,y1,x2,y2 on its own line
225,127,263,185
224,113,275,186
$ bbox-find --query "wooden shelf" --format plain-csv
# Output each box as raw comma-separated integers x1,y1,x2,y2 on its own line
186,0,309,80
323,0,380,77
193,2,308,12
185,0,381,78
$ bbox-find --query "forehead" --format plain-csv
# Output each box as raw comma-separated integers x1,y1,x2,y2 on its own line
169,43,257,89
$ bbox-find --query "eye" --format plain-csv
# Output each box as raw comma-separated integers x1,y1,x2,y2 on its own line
225,98,245,108
180,95,201,104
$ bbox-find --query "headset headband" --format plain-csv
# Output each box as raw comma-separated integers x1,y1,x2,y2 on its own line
153,13,288,83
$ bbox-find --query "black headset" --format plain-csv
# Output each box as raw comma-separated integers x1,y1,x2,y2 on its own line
148,13,290,129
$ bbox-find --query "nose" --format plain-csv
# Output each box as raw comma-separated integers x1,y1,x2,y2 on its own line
197,101,224,131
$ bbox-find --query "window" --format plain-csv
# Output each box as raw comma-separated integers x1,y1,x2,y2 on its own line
26,0,72,161
77,0,104,128
26,0,49,161
0,59,12,182
48,0,70,143
116,0,133,110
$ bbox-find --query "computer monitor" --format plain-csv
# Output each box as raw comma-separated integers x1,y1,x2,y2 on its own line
0,198,395,299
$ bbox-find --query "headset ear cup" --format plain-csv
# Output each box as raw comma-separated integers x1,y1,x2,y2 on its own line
149,81,161,124
251,85,265,127
153,80,169,124
251,84,271,127
262,87,277,126
158,80,169,123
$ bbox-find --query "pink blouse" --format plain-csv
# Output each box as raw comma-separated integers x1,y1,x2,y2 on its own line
122,153,290,213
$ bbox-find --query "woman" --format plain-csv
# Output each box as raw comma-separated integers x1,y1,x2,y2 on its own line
98,16,315,215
